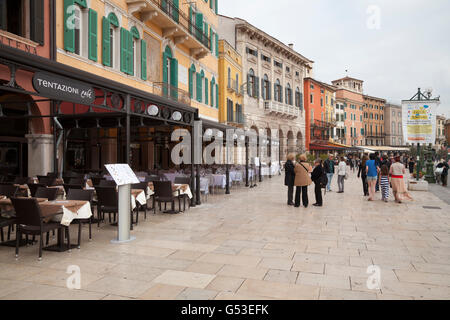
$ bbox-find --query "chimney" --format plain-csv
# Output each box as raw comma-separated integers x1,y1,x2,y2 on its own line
288,43,294,49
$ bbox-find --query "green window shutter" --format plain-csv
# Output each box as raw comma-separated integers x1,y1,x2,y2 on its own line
197,73,203,103
30,0,44,45
163,52,168,84
205,78,209,105
210,30,214,53
216,84,219,108
210,81,214,106
215,35,219,58
127,30,133,75
102,17,111,66
141,39,147,80
172,0,179,22
189,6,193,34
120,28,127,72
210,0,213,9
195,13,203,41
170,58,178,99
75,0,87,7
215,0,218,14
188,67,193,98
88,9,98,62
161,0,167,12
63,0,75,52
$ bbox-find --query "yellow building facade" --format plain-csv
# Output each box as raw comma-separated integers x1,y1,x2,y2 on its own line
218,40,243,126
56,0,220,121
323,85,336,141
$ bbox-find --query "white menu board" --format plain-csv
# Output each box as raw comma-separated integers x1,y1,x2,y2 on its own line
105,164,140,186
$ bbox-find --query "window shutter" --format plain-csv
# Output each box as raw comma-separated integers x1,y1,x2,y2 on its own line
215,35,219,58
188,67,193,98
64,0,75,52
246,74,250,96
215,0,218,14
120,28,127,72
254,77,259,98
30,0,44,45
196,73,202,102
127,31,133,75
210,81,214,106
280,85,283,103
196,13,203,42
268,82,272,100
162,52,168,84
205,78,209,105
188,6,193,33
216,84,219,109
102,17,111,66
170,58,178,98
210,0,213,9
88,9,98,62
172,0,179,22
141,39,147,80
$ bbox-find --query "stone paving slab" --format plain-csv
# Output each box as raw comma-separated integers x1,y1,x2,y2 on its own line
0,170,449,300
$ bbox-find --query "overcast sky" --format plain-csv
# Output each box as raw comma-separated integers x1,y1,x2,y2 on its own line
219,0,450,118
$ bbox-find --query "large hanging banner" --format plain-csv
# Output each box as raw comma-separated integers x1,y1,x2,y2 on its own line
401,100,439,145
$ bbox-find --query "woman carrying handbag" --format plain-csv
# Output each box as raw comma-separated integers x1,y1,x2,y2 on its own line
294,154,313,208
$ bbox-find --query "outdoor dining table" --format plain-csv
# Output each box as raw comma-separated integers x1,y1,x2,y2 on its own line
147,182,193,199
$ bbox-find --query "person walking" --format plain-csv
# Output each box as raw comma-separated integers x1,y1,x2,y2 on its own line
358,155,369,196
375,152,381,192
366,153,379,201
389,156,413,203
284,153,296,206
294,154,312,208
408,158,415,175
311,159,324,207
337,157,347,193
379,164,390,202
324,154,335,192
441,160,449,187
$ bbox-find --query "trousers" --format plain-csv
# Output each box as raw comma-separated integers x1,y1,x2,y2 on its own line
295,186,309,207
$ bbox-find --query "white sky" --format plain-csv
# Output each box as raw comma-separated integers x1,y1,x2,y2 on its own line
219,0,450,118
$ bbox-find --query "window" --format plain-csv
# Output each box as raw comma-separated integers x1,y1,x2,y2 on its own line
398,112,401,118
227,68,231,88
236,74,239,92
310,94,313,104
286,66,290,73
286,83,292,105
247,69,258,98
392,122,395,135
398,123,402,135
261,54,271,63
246,47,258,57
274,79,282,103
392,111,395,117
1,0,45,44
227,99,234,122
310,84,314,90
320,97,323,107
262,74,270,100
295,71,300,77
274,60,282,68
295,87,302,109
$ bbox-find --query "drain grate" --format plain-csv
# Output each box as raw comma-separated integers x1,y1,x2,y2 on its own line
423,206,442,210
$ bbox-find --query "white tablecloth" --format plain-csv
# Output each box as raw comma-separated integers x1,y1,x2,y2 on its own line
50,201,92,226
174,184,193,199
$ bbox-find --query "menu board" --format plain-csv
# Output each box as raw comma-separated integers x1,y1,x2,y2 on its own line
105,164,140,186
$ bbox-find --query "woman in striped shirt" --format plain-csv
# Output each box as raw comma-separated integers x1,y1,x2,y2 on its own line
379,164,390,202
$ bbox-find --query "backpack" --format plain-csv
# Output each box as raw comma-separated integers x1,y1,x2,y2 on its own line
319,172,328,189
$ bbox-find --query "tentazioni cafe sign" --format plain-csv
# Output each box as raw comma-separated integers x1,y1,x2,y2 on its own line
32,72,95,105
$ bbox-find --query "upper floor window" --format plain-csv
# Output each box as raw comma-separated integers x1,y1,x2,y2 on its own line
295,87,302,109
262,74,270,100
261,54,271,63
246,47,258,57
274,60,282,68
286,83,292,105
286,66,290,73
227,67,231,88
0,0,45,44
247,68,258,98
274,79,282,103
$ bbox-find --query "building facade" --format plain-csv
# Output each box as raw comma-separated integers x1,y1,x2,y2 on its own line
219,16,313,159
363,95,386,146
303,78,336,151
218,39,243,127
0,0,53,177
332,77,364,146
445,119,450,148
436,115,446,150
55,0,220,170
384,103,403,146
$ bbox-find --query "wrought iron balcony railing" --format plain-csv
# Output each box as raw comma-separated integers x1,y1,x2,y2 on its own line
153,82,191,105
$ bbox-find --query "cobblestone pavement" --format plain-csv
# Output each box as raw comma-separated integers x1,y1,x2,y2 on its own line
1,170,449,300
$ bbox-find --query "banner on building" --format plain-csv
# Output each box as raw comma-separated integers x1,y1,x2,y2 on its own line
401,100,439,145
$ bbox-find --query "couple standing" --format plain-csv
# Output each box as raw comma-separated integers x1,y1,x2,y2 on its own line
285,154,322,208
323,155,347,193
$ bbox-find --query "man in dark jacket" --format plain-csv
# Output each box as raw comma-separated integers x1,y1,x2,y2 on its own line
311,159,324,207
323,154,335,192
284,154,295,205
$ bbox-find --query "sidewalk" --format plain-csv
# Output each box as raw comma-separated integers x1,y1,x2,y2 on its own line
0,171,449,300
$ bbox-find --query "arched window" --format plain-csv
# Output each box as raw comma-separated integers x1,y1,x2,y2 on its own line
210,77,216,107
274,79,282,103
295,87,302,109
262,74,270,100
102,12,119,69
130,27,140,77
63,1,89,58
248,69,255,97
286,83,292,105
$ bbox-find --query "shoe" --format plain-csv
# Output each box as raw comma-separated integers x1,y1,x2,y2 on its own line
313,203,322,207
288,203,294,206
304,205,308,208
294,205,300,208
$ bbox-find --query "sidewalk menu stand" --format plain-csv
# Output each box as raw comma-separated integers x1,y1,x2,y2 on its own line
105,164,140,244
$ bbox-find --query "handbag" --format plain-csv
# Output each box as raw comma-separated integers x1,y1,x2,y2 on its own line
344,172,349,180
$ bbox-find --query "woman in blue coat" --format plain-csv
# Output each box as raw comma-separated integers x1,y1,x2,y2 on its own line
284,153,296,206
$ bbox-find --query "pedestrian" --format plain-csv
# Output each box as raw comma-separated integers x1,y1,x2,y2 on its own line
379,164,390,202
358,155,369,196
284,153,296,206
408,158,415,175
337,156,347,193
389,156,413,203
349,157,355,173
294,154,312,208
311,159,324,207
366,153,379,201
374,152,381,192
324,154,335,192
441,160,449,187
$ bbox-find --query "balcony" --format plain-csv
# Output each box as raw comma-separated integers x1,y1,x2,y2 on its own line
127,0,211,59
365,133,386,139
153,82,191,105
227,80,244,96
310,119,334,129
264,101,299,119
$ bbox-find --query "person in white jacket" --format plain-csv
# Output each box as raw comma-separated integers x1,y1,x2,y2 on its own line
337,157,347,193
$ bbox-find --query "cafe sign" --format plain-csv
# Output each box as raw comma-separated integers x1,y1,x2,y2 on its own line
32,72,95,105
